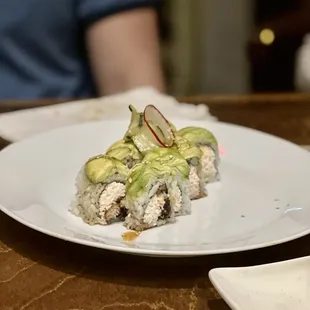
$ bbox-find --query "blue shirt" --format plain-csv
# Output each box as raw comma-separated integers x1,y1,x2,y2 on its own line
0,0,160,99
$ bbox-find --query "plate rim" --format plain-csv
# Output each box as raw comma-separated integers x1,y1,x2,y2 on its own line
2,203,310,257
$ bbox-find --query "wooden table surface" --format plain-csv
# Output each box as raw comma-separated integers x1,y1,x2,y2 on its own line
1,93,310,310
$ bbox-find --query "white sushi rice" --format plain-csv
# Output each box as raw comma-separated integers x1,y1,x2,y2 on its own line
200,146,217,182
169,176,191,216
70,167,126,225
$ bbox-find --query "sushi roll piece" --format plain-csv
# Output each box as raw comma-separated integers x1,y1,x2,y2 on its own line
172,136,206,200
70,155,129,226
141,148,191,217
125,152,191,231
176,127,220,183
106,139,143,169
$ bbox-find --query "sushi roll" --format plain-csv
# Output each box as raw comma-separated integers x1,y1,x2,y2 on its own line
172,136,206,200
70,155,129,225
124,150,191,231
141,148,191,216
176,127,220,183
106,139,143,169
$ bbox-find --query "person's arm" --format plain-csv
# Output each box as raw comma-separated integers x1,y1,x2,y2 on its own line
85,7,165,96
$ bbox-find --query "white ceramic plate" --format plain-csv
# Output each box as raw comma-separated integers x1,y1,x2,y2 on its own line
0,120,310,257
209,256,310,310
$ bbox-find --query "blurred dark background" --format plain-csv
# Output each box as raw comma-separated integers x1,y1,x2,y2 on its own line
157,0,310,95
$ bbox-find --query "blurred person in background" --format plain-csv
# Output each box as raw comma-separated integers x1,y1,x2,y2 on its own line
295,0,310,92
0,0,165,99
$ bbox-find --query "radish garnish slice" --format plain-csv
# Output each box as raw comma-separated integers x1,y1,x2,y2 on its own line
143,105,175,147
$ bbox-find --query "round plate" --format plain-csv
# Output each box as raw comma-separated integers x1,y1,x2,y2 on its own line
1,120,310,257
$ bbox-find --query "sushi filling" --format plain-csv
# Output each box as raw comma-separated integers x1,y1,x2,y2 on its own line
143,185,172,226
98,182,127,223
171,186,182,213
143,192,170,226
200,146,217,182
143,183,184,227
188,166,201,200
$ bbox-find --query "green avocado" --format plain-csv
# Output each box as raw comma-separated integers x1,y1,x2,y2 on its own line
85,155,129,184
106,139,143,163
142,147,190,179
126,163,177,202
177,127,218,147
172,136,202,161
